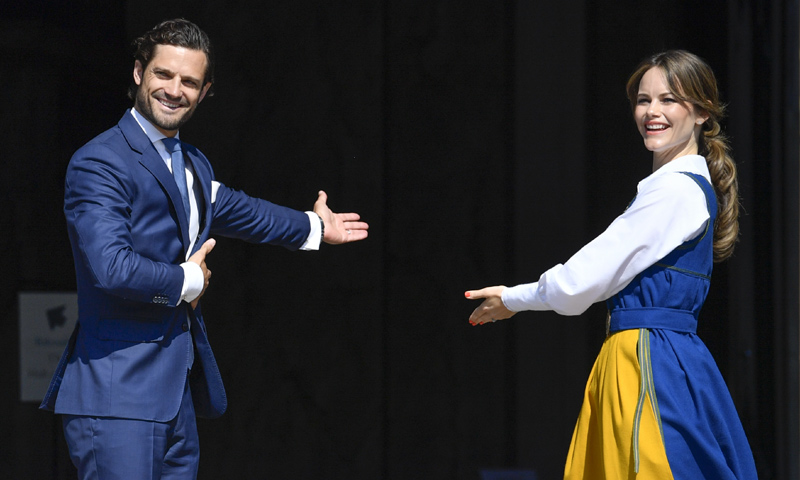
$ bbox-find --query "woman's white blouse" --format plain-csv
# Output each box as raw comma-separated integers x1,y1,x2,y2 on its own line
501,155,713,316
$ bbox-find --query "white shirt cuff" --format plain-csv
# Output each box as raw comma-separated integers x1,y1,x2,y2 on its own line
502,282,542,313
300,211,322,251
180,261,204,305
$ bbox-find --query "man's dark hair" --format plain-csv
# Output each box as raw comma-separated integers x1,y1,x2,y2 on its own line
127,18,215,100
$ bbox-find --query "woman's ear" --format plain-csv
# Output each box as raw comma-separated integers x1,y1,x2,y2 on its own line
696,106,711,125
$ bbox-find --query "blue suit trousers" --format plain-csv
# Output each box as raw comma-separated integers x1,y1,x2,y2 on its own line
62,374,199,479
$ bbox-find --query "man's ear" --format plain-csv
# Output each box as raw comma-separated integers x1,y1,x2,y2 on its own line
133,60,143,86
198,82,212,103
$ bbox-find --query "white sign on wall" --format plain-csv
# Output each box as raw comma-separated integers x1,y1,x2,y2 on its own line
19,292,78,402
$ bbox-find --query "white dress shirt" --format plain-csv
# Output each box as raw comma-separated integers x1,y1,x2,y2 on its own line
130,108,321,305
502,155,712,316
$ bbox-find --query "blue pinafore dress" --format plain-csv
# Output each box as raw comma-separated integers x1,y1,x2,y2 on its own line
563,173,758,479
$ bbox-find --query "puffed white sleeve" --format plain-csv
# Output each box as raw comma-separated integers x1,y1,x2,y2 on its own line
501,173,711,315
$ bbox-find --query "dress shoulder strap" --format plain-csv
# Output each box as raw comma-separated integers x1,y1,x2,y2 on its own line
678,171,716,218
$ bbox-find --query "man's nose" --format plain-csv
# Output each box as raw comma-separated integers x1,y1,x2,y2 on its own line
164,78,182,99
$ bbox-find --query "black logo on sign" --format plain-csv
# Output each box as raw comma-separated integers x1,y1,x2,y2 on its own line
46,305,67,330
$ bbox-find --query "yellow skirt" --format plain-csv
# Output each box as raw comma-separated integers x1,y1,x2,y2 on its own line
564,329,673,480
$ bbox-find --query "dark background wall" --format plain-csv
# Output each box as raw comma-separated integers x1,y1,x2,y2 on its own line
1,1,797,479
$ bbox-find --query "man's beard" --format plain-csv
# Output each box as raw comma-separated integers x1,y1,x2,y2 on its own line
134,88,197,132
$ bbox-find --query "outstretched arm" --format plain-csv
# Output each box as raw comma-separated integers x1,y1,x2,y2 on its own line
313,190,369,245
465,286,516,326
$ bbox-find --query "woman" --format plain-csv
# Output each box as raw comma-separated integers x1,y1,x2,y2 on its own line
466,50,757,479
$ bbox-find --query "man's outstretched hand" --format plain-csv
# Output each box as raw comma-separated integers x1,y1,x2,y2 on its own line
313,190,369,245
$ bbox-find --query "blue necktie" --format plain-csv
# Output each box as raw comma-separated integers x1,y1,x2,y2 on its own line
162,137,191,221
162,137,195,367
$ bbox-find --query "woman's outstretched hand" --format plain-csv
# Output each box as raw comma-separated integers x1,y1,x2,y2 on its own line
465,286,516,326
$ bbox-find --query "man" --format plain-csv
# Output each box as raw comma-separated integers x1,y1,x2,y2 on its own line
40,18,368,479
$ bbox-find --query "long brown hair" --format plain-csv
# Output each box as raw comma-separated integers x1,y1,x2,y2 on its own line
626,50,739,262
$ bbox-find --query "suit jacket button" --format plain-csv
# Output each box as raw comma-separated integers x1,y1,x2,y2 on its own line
182,323,189,332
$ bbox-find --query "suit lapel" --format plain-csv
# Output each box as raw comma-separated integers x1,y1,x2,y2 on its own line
118,112,193,251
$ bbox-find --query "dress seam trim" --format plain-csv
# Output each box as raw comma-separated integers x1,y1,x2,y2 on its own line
633,327,666,473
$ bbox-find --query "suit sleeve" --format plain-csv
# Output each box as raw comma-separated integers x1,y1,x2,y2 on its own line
65,143,184,305
210,182,311,249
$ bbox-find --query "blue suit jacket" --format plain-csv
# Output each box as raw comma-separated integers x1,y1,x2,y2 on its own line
40,111,311,421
